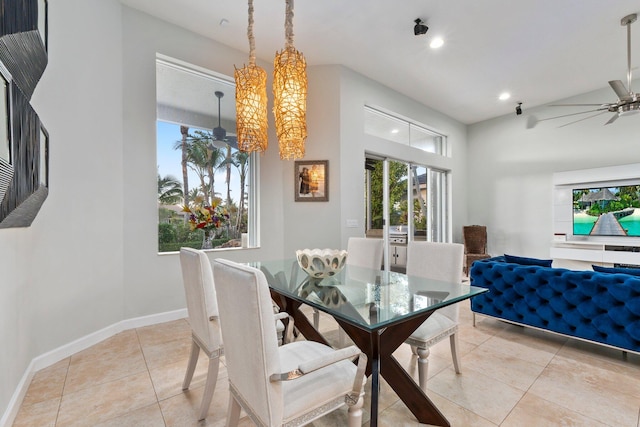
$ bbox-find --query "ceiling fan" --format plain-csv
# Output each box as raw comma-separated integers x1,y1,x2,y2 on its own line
530,13,639,128
210,91,238,149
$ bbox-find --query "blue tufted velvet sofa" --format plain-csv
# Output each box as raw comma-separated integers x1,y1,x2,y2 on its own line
470,256,640,354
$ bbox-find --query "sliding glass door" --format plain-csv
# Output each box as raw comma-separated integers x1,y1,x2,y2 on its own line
365,155,449,272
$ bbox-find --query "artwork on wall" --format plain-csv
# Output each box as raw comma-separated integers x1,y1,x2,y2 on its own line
0,0,49,228
294,160,328,202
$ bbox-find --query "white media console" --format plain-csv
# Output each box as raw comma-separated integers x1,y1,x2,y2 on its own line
550,240,640,270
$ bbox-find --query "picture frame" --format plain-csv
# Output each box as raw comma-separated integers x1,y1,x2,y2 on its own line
295,160,328,202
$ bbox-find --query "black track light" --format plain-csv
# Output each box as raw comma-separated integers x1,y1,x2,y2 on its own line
414,18,428,36
515,102,523,115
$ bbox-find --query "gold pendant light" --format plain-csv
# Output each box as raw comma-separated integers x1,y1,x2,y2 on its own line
273,0,307,160
234,0,268,153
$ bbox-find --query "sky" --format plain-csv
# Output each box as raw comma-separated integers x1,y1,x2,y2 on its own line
156,120,243,206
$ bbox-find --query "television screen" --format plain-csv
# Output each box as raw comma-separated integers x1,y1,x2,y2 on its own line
573,186,640,236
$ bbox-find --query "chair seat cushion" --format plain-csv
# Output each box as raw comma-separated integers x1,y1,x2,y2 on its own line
278,341,361,422
406,312,457,347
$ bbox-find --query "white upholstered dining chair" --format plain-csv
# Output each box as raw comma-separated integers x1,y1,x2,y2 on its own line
179,247,223,421
404,241,464,392
312,237,384,332
179,248,288,421
212,258,367,427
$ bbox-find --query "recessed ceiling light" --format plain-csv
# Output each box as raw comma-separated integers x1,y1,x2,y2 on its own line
391,129,399,134
498,92,511,101
430,37,444,49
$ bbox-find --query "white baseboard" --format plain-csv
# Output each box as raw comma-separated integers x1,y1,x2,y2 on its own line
0,308,187,427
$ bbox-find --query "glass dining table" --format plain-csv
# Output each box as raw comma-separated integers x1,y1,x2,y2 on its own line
251,259,487,427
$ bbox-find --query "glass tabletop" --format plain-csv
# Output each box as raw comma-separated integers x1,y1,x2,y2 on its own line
250,259,487,332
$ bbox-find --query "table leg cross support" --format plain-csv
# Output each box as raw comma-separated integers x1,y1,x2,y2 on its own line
337,312,450,427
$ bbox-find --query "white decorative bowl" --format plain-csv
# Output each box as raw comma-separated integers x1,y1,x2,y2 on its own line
296,248,348,279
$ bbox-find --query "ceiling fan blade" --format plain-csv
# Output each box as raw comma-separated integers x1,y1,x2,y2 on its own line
609,80,631,100
550,103,609,107
557,111,609,128
604,113,619,125
526,107,609,129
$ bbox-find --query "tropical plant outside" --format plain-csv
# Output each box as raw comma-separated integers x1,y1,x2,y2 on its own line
157,124,249,252
368,160,427,232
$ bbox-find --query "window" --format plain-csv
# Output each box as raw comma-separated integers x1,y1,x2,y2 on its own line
365,157,449,242
364,106,447,156
156,56,257,252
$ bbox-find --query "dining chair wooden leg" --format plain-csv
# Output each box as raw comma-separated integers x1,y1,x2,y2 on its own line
182,339,200,390
198,355,220,420
450,333,461,374
416,346,430,392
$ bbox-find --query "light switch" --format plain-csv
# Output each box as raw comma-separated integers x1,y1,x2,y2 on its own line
346,219,359,228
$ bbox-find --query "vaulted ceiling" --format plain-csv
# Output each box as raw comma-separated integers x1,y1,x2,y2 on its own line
123,0,640,125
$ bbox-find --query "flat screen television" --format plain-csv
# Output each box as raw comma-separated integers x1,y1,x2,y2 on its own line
573,186,640,237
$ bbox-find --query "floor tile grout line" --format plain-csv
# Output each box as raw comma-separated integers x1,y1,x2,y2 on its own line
518,339,638,427
53,357,71,427
133,326,169,426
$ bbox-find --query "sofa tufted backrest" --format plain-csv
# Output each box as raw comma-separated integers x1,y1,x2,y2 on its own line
470,257,640,353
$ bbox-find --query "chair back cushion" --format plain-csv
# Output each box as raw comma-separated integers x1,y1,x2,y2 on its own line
406,241,464,321
347,237,383,269
213,258,283,425
179,248,221,351
463,225,487,254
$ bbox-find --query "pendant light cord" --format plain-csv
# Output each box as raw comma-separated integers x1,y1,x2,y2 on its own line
248,0,256,65
285,0,294,49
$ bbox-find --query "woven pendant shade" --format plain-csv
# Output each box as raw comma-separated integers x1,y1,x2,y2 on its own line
273,0,307,160
235,64,268,152
235,0,268,153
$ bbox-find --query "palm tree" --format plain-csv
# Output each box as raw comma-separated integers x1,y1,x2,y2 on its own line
174,132,223,206
221,151,250,233
225,144,232,208
179,126,190,205
187,187,202,204
157,174,183,205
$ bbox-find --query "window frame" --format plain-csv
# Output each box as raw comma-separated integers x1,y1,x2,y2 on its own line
155,55,258,252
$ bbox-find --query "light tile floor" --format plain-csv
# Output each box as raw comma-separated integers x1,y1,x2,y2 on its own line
12,304,640,426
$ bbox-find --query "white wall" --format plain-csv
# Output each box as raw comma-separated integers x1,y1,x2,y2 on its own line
0,0,125,416
121,7,287,319
337,66,469,248
280,65,470,255
281,65,342,256
468,83,640,258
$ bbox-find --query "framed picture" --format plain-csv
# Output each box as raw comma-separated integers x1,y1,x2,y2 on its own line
295,160,328,202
